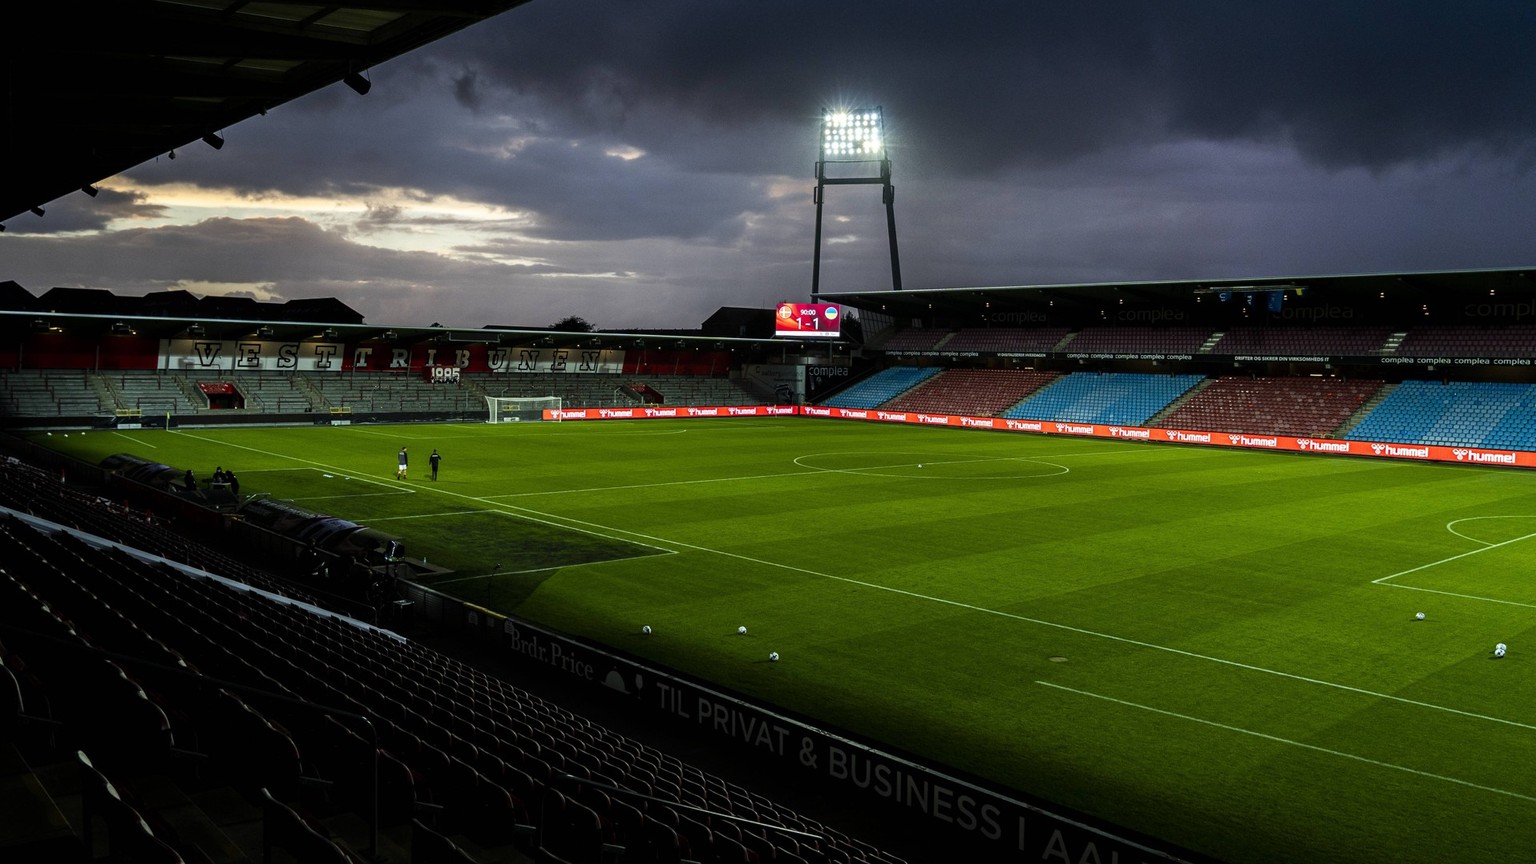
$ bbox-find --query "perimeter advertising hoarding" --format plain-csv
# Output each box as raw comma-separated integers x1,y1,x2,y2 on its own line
775,302,842,339
795,407,1536,468
496,616,1185,863
544,405,797,421
549,404,1536,470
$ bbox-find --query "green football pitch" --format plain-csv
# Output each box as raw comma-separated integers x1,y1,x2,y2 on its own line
34,418,1536,864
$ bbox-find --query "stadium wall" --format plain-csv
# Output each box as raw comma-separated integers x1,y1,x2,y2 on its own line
396,580,1203,863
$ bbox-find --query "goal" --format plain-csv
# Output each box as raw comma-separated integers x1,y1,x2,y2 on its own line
486,395,562,423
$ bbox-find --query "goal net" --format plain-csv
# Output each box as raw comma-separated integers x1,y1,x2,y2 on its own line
486,395,562,423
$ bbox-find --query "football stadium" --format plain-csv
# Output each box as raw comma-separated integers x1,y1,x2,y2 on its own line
6,6,1536,864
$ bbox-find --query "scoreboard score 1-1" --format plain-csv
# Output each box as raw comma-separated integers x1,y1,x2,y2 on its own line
774,302,842,339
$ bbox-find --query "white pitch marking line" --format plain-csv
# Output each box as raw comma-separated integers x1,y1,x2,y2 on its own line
1036,680,1536,804
367,510,497,521
172,431,675,554
493,447,1123,499
1446,516,1536,547
485,469,832,499
292,492,411,501
163,427,1530,733
435,565,566,585
1370,522,1536,608
173,432,416,494
112,431,156,448
1373,530,1536,584
489,499,1536,734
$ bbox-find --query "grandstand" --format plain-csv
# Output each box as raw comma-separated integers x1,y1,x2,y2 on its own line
1002,371,1204,425
820,367,942,409
6,269,1536,864
5,19,1536,852
1346,380,1536,450
1159,375,1384,438
0,476,906,864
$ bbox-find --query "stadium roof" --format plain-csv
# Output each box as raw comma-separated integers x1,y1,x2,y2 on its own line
2,0,530,224
823,267,1536,320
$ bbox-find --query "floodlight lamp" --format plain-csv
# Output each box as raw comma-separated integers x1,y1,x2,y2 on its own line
820,106,885,161
202,132,225,150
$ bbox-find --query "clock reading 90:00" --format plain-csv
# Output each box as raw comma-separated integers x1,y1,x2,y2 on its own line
774,303,841,339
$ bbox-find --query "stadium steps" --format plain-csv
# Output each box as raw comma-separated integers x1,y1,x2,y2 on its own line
1197,330,1225,354
170,371,211,410
1146,376,1215,426
1379,330,1409,355
1334,380,1399,438
86,371,125,411
290,372,328,410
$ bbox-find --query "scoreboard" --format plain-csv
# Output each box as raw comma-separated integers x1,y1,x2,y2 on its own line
774,302,842,339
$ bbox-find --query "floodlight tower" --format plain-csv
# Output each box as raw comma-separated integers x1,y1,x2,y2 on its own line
812,107,902,299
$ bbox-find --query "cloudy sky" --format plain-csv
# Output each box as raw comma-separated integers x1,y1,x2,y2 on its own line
5,1,1536,330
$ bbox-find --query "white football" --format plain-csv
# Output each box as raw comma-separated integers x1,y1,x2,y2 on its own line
1415,612,1425,620
737,626,747,635
768,652,779,662
641,625,652,635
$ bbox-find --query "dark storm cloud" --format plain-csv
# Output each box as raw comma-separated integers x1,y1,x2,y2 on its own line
458,0,1536,173
107,1,1536,245
1,187,163,236
6,1,1534,329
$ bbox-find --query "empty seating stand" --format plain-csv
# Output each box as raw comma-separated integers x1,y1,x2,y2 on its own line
885,368,1060,417
1161,376,1384,438
821,366,942,409
1347,380,1536,450
0,490,909,864
1004,372,1205,425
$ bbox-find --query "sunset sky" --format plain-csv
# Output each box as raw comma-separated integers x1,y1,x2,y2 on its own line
4,1,1534,330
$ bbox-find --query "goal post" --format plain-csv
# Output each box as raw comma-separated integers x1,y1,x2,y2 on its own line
486,395,562,423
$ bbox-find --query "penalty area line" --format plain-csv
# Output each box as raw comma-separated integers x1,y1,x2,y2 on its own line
1035,680,1536,804
495,498,1536,735
434,565,565,586
1372,529,1536,608
1373,530,1536,584
366,510,492,522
